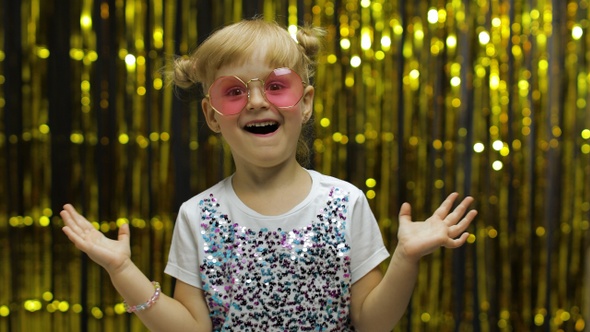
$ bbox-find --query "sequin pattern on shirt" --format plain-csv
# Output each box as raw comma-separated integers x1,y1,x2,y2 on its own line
198,187,354,331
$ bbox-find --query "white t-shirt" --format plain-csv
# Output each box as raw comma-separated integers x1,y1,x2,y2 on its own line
165,169,390,331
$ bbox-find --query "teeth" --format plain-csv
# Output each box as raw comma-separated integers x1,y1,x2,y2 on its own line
246,121,276,128
244,121,279,134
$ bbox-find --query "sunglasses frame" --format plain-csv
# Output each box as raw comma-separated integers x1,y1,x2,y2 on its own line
205,67,307,116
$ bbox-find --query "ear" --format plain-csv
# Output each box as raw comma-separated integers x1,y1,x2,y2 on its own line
301,85,315,123
202,98,221,133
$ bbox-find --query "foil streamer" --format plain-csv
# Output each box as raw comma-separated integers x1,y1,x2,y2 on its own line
0,0,588,331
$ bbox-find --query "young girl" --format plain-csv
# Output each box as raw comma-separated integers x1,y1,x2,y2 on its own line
61,19,477,332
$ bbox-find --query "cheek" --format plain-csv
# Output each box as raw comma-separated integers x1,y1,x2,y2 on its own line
216,114,238,128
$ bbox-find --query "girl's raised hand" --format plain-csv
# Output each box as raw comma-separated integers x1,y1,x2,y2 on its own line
61,204,132,274
396,193,477,263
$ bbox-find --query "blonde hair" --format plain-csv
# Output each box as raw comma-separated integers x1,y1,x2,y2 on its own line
168,19,325,167
171,19,324,91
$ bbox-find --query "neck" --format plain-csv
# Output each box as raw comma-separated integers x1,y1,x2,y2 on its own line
231,160,312,215
233,158,304,190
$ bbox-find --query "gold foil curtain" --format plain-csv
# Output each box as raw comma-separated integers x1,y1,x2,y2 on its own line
0,0,588,331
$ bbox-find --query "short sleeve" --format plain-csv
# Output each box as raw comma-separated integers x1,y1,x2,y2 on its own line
348,189,390,283
164,201,204,289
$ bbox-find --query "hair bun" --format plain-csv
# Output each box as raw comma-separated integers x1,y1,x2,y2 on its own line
171,57,197,89
296,26,326,60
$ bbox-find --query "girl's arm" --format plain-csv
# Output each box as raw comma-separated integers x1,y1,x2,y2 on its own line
60,204,212,332
350,193,477,332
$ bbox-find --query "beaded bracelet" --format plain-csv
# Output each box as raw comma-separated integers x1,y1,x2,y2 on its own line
124,281,161,313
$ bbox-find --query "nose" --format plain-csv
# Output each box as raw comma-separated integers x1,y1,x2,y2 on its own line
246,79,270,110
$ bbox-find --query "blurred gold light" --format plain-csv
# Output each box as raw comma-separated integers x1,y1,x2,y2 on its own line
474,143,485,153
288,25,297,40
414,28,424,41
355,134,366,144
366,178,377,188
70,132,84,144
125,54,136,70
492,160,503,171
492,140,504,151
39,216,50,227
393,23,403,35
427,8,438,24
24,300,42,312
361,29,372,50
490,75,500,90
118,133,130,144
488,228,498,238
37,47,50,59
492,17,502,27
39,124,50,134
332,132,343,142
58,301,70,312
91,307,103,319
438,9,447,23
340,38,351,50
446,35,457,48
534,313,545,326
350,56,361,67
478,31,491,45
80,14,92,29
153,78,163,90
381,35,391,48
572,25,583,40
72,304,83,313
114,303,126,315
70,49,84,60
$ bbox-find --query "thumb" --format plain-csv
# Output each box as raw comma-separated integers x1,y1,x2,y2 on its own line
399,202,413,224
117,223,131,245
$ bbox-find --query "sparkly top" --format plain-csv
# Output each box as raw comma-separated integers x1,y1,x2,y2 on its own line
165,170,389,332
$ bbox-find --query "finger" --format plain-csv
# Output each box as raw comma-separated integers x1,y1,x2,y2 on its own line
117,223,131,247
398,202,413,224
448,210,478,238
60,207,85,236
61,204,84,228
61,204,97,234
443,232,470,248
444,196,475,225
62,204,90,227
432,192,460,219
62,225,94,253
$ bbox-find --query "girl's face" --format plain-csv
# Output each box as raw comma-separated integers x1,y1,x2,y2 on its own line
201,54,314,170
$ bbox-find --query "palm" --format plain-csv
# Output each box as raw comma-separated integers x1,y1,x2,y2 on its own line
61,204,131,273
396,193,477,262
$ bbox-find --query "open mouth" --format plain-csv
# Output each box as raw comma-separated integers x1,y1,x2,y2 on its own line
244,121,280,135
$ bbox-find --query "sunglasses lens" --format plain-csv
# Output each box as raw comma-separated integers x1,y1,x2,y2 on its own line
208,76,248,115
264,68,304,108
208,68,304,115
